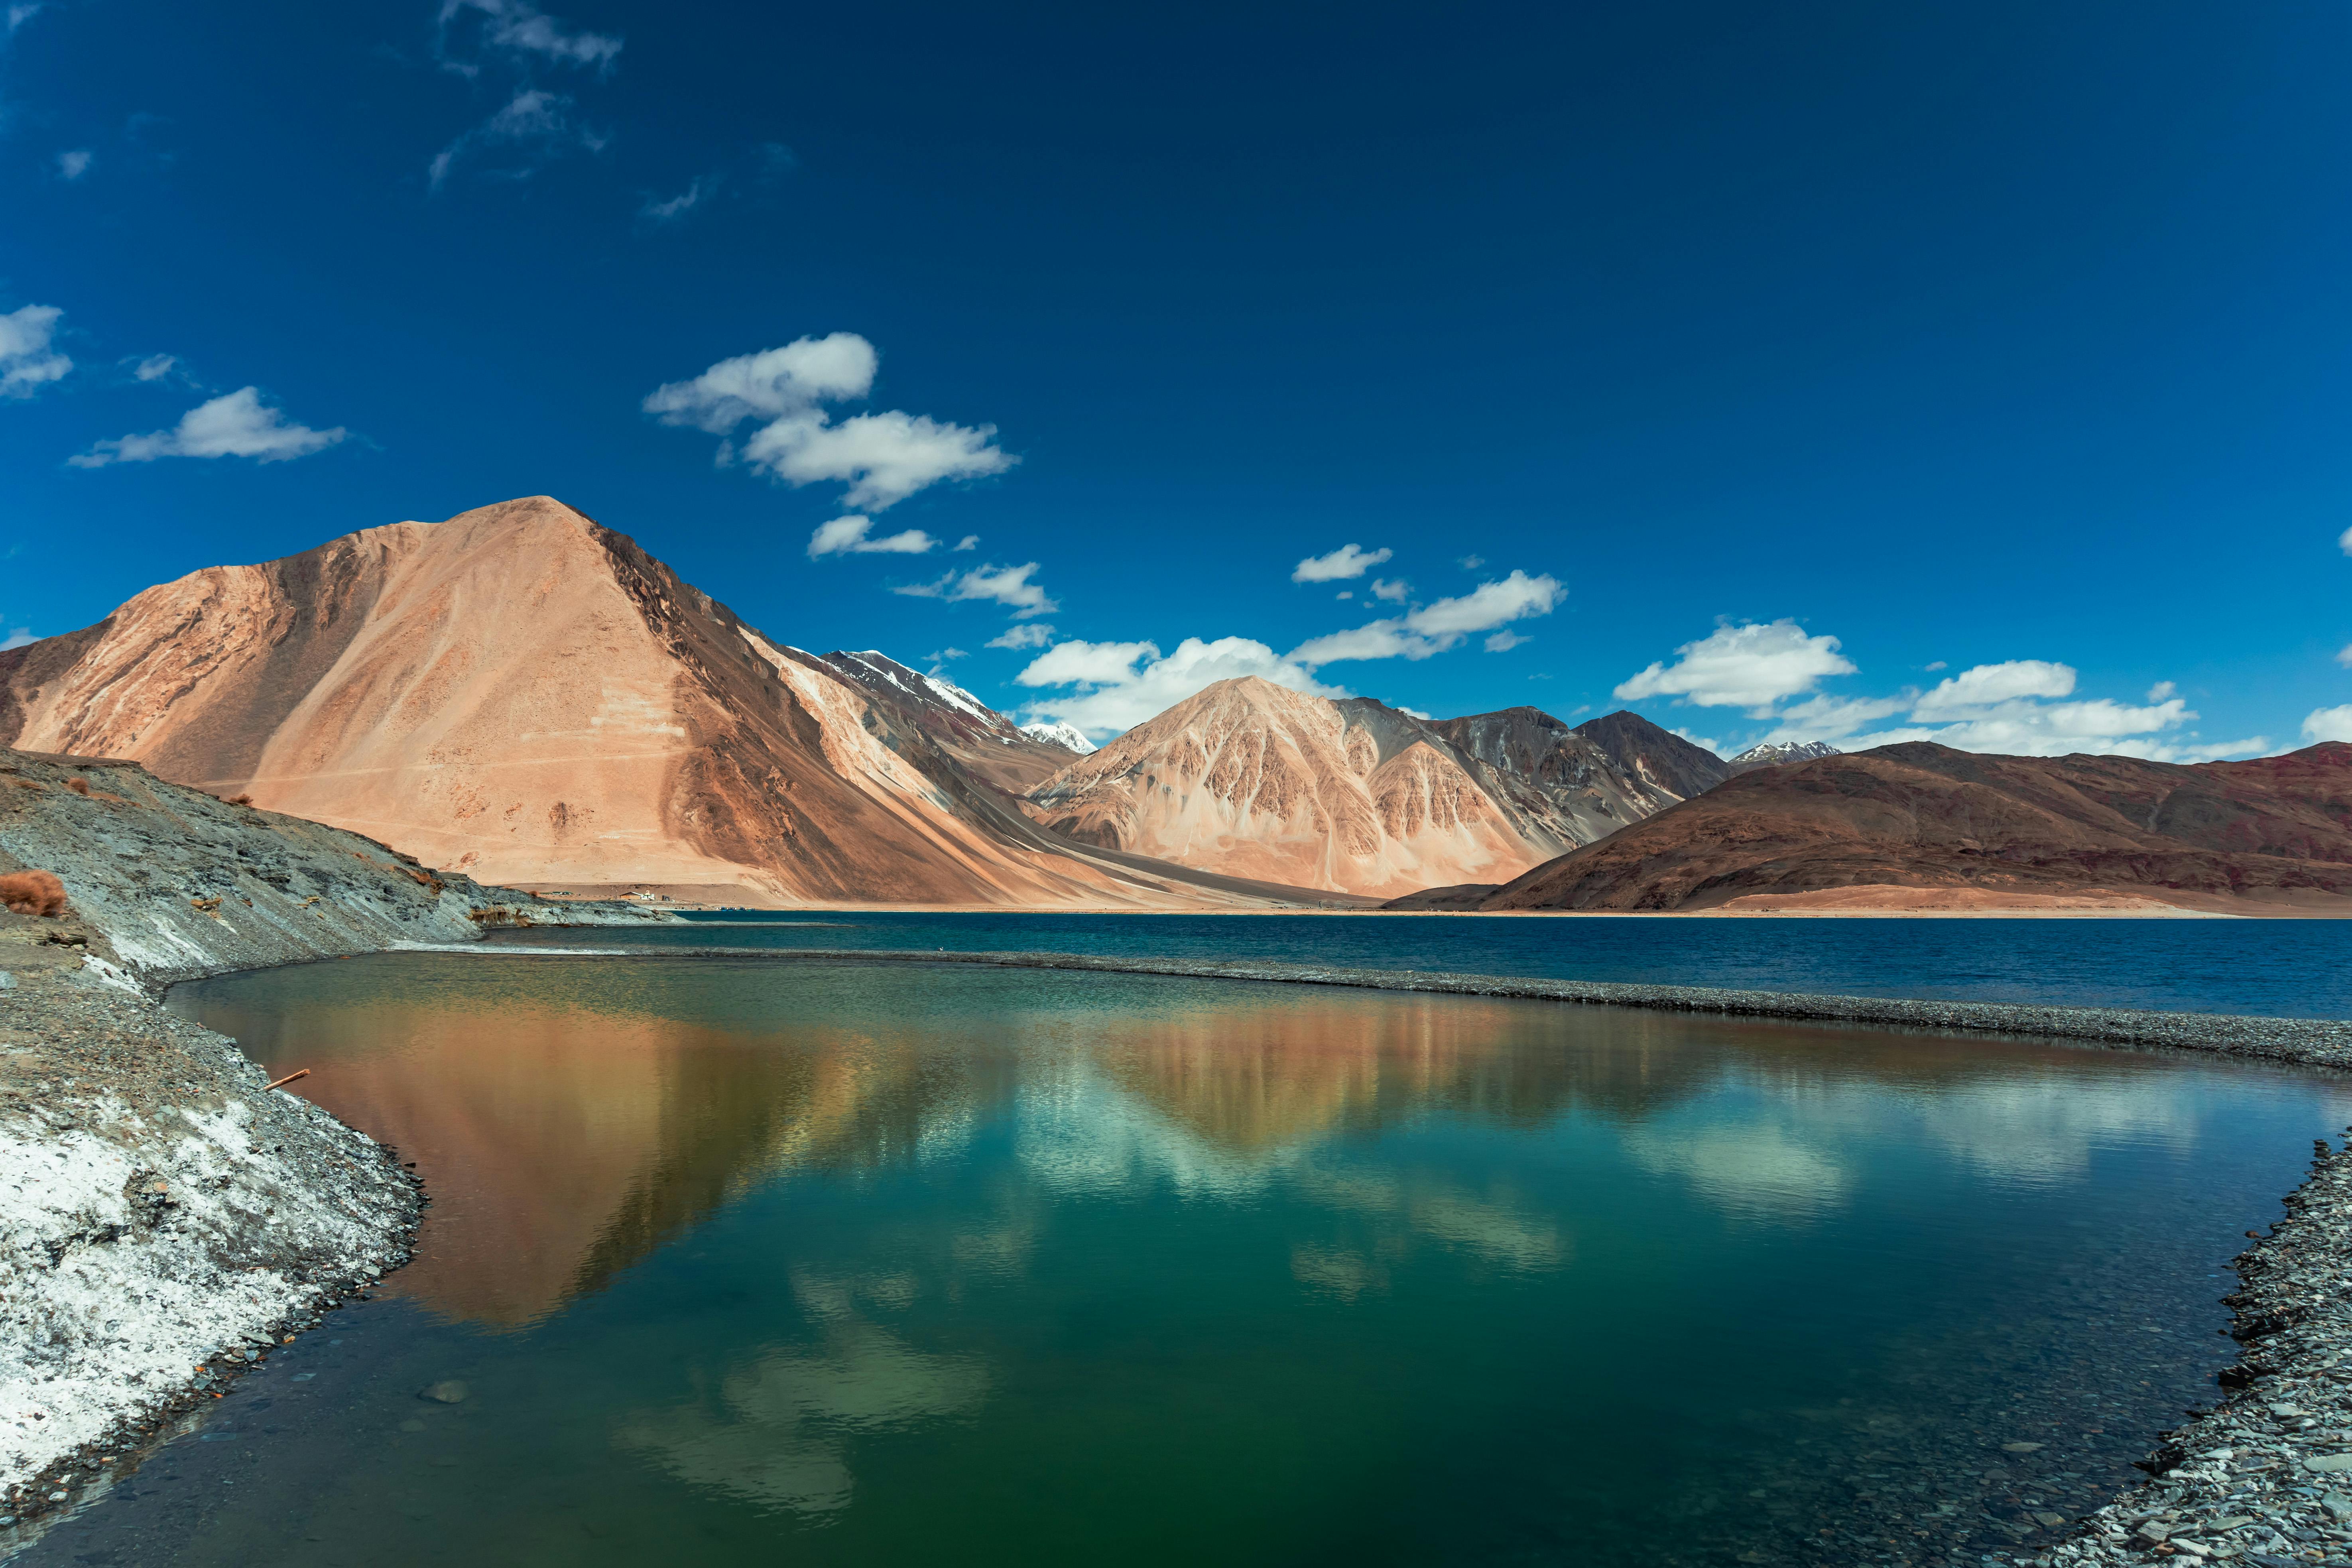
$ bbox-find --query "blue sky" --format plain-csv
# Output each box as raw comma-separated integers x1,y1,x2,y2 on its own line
6,0,2352,755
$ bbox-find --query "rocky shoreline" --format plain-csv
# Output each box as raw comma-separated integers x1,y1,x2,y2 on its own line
0,750,671,1535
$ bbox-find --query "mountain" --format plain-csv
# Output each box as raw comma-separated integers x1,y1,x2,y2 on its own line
1727,740,1840,775
1021,720,1096,755
0,496,1343,909
1569,710,1733,805
1019,680,1697,898
1430,707,1706,837
1476,742,2352,913
811,649,1075,791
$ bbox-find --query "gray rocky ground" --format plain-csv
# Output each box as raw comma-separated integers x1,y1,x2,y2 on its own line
0,749,670,1529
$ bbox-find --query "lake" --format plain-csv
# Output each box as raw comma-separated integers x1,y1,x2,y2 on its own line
492,908,2352,1018
26,942,2352,1566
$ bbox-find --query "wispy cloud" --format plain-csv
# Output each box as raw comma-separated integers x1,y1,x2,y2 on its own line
636,145,797,230
125,352,178,382
435,0,620,75
0,303,70,397
646,332,1014,512
55,148,89,180
638,173,716,226
429,87,606,189
71,386,347,466
1288,570,1562,667
896,561,1055,618
986,622,1055,651
1292,543,1391,583
806,514,936,558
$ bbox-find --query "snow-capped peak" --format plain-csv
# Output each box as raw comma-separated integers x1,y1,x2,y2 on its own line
1021,720,1096,755
1727,740,1840,772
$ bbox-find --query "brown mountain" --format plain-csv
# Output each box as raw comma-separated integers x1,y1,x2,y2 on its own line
0,496,1336,909
1020,680,1697,898
1569,710,1734,804
1476,741,2352,913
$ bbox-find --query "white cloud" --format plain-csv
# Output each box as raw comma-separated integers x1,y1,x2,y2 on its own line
1756,693,1911,743
1289,570,1563,668
646,333,1013,512
638,174,716,226
128,353,177,382
1016,636,1345,737
1615,621,1856,712
895,561,1055,618
1839,697,2198,758
70,386,346,466
2340,525,2352,557
806,514,935,558
6,4,41,35
1672,728,1724,754
56,149,89,180
1017,639,1161,688
927,647,966,665
0,628,34,651
1909,659,2075,719
2305,706,2352,744
954,534,978,552
1292,544,1392,582
1484,630,1529,653
1621,621,2261,763
1368,577,1410,603
0,304,70,397
1399,706,1431,720
429,87,607,189
986,622,1055,651
2336,645,2352,670
1456,554,1483,571
437,0,621,72
1334,590,1352,600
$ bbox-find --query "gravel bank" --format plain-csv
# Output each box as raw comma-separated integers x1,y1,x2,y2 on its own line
0,750,674,1537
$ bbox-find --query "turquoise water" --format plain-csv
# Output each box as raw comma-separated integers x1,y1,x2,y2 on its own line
493,909,2352,1017
34,950,2352,1567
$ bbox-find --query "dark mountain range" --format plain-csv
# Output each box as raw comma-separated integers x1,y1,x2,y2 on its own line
1472,742,2352,913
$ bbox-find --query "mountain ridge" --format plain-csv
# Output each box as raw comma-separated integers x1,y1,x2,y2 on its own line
1019,681,1714,897
0,498,1356,909
1473,741,2352,913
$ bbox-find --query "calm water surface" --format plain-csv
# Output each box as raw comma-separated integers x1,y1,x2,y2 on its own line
492,909,2352,1018
31,949,2352,1567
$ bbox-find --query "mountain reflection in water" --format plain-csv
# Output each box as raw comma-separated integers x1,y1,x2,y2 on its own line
111,951,2352,1568
181,953,2223,1328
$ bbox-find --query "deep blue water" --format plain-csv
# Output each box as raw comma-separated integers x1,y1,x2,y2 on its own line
489,910,2352,1018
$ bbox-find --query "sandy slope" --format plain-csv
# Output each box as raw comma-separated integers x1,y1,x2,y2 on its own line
0,498,1320,910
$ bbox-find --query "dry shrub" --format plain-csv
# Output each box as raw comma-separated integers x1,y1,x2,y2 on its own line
229,794,254,807
63,778,90,797
0,870,67,918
